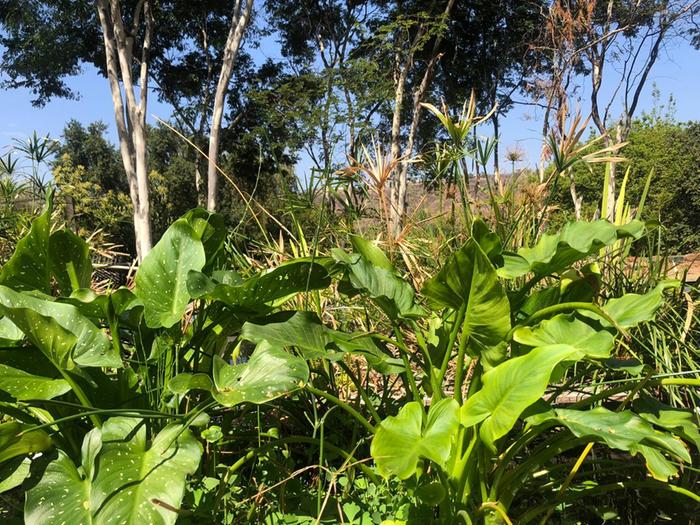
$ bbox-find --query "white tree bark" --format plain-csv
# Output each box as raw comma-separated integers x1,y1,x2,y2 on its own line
206,0,253,212
391,0,456,235
96,0,153,261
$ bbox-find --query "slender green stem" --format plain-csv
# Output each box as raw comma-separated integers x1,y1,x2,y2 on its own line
438,304,467,389
410,320,433,368
338,361,381,424
660,378,700,387
305,385,376,434
454,329,471,404
57,368,101,428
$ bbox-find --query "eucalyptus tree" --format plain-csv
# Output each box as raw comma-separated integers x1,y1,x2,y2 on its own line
0,0,256,257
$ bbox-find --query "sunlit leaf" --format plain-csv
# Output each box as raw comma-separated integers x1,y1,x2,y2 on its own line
241,311,403,373
135,218,206,328
0,286,119,368
423,239,511,368
499,220,645,279
212,343,309,406
513,314,614,359
461,345,581,449
25,417,202,525
371,398,459,479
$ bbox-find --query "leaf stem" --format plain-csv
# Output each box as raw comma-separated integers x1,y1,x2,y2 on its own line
305,384,376,434
438,303,467,390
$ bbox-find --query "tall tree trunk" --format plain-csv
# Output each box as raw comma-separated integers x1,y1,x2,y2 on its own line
393,0,456,234
389,52,409,237
206,0,253,212
569,171,583,220
96,0,152,261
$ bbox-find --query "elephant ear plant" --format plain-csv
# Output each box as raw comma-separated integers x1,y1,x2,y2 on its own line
375,220,699,523
0,196,331,523
0,196,698,523
244,219,699,523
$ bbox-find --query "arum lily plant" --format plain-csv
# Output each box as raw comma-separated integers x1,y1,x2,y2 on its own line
0,192,697,523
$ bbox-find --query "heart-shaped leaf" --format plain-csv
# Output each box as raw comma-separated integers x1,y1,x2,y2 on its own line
601,281,679,328
24,417,202,525
371,398,459,479
241,311,402,373
461,344,581,449
513,314,614,359
170,343,309,407
212,343,309,406
498,220,645,279
0,286,119,369
135,218,206,328
532,407,691,481
423,239,511,368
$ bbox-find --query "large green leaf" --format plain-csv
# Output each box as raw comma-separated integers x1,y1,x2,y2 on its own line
25,417,202,525
0,363,70,400
170,342,309,407
241,311,403,373
534,407,691,480
188,260,331,313
0,195,51,293
0,286,120,368
498,220,645,279
0,422,52,463
49,229,93,295
600,281,679,328
513,314,614,359
633,396,700,451
371,399,459,479
135,218,206,328
332,236,424,320
24,450,91,525
461,344,581,449
212,344,309,406
422,239,511,368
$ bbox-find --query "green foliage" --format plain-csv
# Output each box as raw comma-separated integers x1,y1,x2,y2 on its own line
550,116,700,252
371,399,459,480
422,238,511,369
0,206,698,524
25,418,202,525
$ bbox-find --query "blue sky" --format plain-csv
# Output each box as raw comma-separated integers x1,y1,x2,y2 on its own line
1,34,699,174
